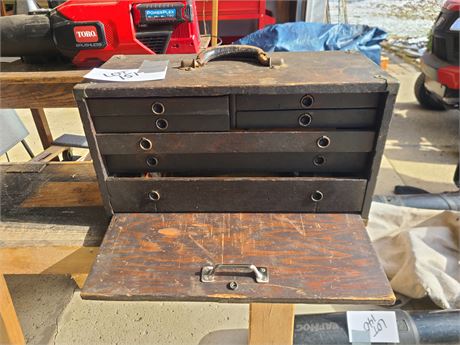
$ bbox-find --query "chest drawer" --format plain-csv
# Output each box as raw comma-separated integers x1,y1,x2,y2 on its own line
96,131,376,155
92,114,229,133
106,177,367,213
104,152,370,174
236,109,378,129
236,93,381,111
87,96,229,116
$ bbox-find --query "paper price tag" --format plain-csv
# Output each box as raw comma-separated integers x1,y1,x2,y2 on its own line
347,311,399,343
84,67,167,82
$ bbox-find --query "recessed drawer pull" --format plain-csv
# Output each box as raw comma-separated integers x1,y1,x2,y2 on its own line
311,190,324,202
300,94,315,108
316,135,331,148
201,264,269,283
313,155,326,166
151,102,165,115
146,156,158,167
139,137,153,151
155,118,168,130
148,190,161,201
298,113,312,127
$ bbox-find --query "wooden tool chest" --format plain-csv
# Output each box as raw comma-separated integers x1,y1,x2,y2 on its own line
75,48,398,303
75,49,398,218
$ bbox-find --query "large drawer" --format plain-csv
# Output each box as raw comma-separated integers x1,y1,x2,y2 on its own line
236,109,379,129
96,131,376,155
236,93,381,111
104,152,370,174
87,96,229,116
92,114,229,133
106,177,367,213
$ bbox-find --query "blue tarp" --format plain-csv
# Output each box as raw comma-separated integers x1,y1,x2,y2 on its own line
235,22,387,65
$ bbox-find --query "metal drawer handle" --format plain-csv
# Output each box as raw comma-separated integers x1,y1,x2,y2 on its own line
316,135,331,148
201,264,269,283
298,113,312,127
139,137,152,151
155,118,168,130
301,94,314,108
151,102,165,115
311,190,324,202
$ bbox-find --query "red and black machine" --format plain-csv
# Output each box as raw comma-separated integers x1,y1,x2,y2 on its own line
0,0,202,66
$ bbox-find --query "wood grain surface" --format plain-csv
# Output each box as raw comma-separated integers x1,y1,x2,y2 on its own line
82,213,395,304
0,162,107,248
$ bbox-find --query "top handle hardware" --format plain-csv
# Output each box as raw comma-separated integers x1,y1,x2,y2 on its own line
181,45,284,69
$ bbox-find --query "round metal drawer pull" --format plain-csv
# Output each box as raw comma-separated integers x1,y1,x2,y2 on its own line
313,155,326,166
148,190,161,201
316,135,331,148
311,190,324,202
300,94,314,108
151,102,165,115
155,118,169,130
298,113,312,127
146,156,158,167
139,137,153,151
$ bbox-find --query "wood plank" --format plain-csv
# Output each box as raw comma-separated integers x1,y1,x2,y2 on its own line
21,182,102,208
82,213,395,304
0,68,85,109
0,247,98,274
30,108,53,149
0,162,107,248
0,274,25,345
249,303,294,345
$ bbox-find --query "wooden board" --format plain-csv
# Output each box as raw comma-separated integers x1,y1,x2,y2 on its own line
82,213,395,304
0,162,107,248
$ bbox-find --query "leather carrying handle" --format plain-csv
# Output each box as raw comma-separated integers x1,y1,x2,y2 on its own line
181,45,284,69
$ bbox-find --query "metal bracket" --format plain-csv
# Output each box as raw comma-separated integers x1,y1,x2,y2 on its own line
200,264,269,283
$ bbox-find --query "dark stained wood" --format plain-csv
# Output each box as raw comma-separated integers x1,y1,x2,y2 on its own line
104,152,370,174
236,108,379,129
0,162,107,248
96,131,376,155
74,51,398,99
106,177,367,213
82,212,395,304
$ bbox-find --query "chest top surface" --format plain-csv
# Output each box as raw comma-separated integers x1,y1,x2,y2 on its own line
75,51,398,98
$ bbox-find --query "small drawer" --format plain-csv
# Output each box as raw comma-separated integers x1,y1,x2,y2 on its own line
104,152,370,175
236,93,381,111
93,114,229,133
87,96,229,116
236,109,378,129
96,131,376,155
105,177,367,213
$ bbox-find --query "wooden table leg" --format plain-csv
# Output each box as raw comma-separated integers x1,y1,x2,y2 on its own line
0,274,25,345
248,303,294,345
30,108,53,149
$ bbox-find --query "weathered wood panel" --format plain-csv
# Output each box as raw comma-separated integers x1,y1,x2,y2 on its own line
82,213,395,304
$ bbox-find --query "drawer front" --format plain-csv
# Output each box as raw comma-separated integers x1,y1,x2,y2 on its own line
106,177,367,213
93,114,229,133
236,93,381,111
87,96,229,116
96,131,376,155
236,109,378,129
104,152,370,174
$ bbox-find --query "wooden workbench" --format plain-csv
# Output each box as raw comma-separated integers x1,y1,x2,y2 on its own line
0,161,394,345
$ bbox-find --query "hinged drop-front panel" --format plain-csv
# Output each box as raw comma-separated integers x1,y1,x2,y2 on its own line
74,51,398,217
82,213,395,304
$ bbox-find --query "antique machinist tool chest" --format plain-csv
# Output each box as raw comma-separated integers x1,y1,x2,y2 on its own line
75,47,399,303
